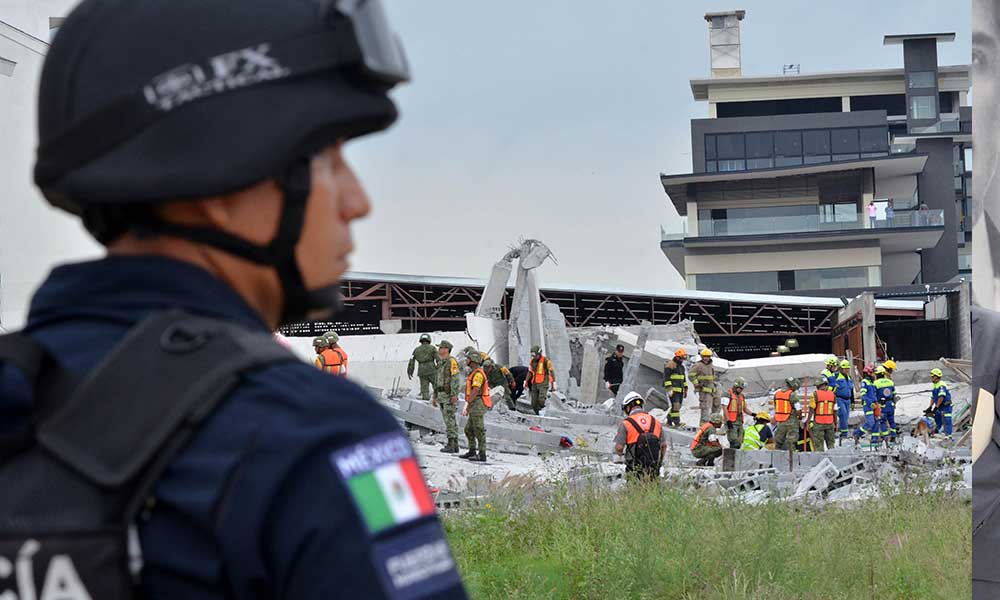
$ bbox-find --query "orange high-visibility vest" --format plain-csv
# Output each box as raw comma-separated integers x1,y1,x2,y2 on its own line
690,422,719,451
467,367,493,409
724,390,745,423
530,355,554,385
774,389,793,422
622,411,662,445
812,389,836,425
319,348,348,376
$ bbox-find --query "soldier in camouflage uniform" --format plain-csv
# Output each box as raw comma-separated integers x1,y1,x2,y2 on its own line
407,333,438,400
527,345,556,415
461,350,491,462
433,340,462,453
772,377,803,451
482,354,516,410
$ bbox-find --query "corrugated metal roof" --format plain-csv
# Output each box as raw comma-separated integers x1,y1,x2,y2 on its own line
342,271,924,310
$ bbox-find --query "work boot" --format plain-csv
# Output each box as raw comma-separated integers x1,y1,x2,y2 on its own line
468,451,487,463
439,439,458,453
459,449,477,459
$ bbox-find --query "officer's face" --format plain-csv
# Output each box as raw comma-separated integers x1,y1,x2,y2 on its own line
297,144,371,288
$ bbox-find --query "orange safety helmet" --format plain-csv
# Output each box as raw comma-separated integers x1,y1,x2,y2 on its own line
674,348,688,359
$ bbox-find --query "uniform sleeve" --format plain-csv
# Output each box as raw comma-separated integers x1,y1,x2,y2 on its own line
471,372,485,388
613,423,627,445
224,381,467,600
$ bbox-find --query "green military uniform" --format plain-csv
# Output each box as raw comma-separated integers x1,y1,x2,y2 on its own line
408,338,438,401
689,359,719,424
463,353,490,461
483,358,514,409
723,385,747,448
433,341,462,452
807,387,837,452
528,347,554,415
663,358,686,426
691,417,723,465
772,386,802,451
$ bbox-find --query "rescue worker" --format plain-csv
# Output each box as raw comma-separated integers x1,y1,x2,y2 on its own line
527,345,556,414
663,348,688,427
691,414,724,466
855,364,879,447
929,367,953,437
604,344,625,395
407,333,438,401
0,0,467,596
613,391,667,479
312,335,330,369
772,378,803,451
322,331,348,377
821,356,839,388
482,353,515,410
723,376,753,447
834,359,854,439
433,341,461,453
807,378,838,452
508,365,529,402
741,412,774,450
874,365,897,445
461,350,492,462
689,348,719,424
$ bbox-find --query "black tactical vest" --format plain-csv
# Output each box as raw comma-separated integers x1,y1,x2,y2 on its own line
973,305,1000,587
0,311,296,599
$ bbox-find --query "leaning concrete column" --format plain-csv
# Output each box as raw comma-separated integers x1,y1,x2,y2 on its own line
579,339,601,406
614,321,652,410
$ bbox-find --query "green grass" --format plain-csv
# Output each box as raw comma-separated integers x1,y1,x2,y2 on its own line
444,483,970,600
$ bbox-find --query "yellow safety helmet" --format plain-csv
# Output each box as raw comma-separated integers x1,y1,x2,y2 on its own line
699,348,713,357
930,368,943,378
755,411,770,422
874,365,887,376
883,359,897,371
839,359,851,369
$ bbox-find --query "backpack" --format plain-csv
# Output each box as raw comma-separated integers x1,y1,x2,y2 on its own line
0,310,298,599
624,416,661,474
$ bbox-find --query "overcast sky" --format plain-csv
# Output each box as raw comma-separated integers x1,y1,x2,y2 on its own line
342,0,970,290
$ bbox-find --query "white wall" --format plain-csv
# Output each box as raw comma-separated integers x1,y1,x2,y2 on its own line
285,331,479,392
0,2,101,331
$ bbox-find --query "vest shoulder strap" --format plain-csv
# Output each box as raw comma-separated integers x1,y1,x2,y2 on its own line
36,310,299,489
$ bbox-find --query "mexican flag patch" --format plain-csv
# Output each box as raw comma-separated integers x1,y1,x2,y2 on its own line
332,433,436,535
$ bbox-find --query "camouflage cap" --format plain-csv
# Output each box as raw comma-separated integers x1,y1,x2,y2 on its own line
438,340,453,351
709,413,723,424
312,336,328,348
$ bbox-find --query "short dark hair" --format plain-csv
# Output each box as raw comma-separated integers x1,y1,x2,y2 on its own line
615,344,625,352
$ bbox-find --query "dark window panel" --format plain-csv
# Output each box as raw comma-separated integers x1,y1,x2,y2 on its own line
938,91,954,113
745,131,774,158
859,127,889,152
778,271,795,291
803,129,831,156
774,131,802,158
831,128,860,153
716,96,842,118
849,94,906,116
706,160,717,173
746,157,774,169
832,153,860,161
705,135,717,160
804,155,832,164
775,156,803,167
716,133,745,159
907,71,936,89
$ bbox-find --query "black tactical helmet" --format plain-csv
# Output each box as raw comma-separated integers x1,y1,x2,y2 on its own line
34,0,409,325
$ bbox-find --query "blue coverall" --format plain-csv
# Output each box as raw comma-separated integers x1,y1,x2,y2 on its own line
856,376,878,446
874,376,898,443
931,380,953,436
834,373,853,438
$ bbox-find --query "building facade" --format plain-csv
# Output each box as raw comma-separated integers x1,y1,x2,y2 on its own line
660,12,971,296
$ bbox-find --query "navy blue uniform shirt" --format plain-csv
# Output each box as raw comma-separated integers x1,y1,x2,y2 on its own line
0,256,467,599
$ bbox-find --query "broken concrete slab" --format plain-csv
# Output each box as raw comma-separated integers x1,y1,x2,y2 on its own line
794,458,841,496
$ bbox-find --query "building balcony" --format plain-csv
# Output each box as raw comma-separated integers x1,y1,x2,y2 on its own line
694,209,943,238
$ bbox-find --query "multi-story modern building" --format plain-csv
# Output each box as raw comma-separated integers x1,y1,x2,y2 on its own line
660,11,972,296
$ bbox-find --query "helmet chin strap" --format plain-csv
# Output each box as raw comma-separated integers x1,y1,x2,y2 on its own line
136,157,344,327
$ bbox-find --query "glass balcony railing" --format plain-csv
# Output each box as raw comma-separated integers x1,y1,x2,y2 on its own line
688,209,944,238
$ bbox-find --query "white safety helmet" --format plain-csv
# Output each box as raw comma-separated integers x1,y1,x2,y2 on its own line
621,391,643,413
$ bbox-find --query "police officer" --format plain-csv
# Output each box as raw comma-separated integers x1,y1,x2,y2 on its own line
929,367,953,437
9,1,467,597
433,341,462,453
663,348,688,427
408,333,438,401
